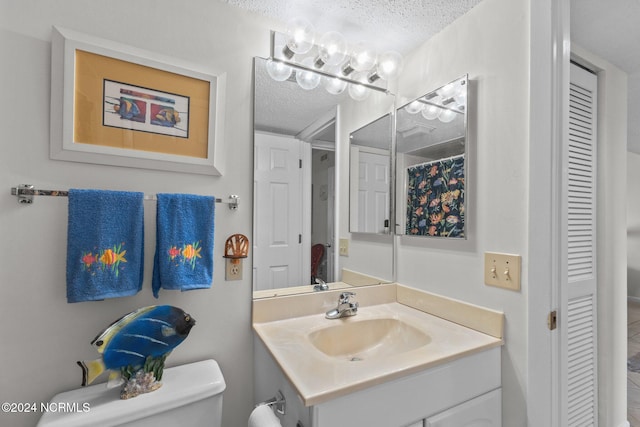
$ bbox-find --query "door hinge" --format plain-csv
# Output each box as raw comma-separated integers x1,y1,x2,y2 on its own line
299,234,302,244
299,159,302,168
548,310,557,331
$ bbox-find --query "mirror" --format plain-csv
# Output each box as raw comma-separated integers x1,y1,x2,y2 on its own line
349,114,393,234
395,75,468,238
252,56,395,298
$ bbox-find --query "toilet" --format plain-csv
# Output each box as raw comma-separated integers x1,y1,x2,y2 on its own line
37,359,225,427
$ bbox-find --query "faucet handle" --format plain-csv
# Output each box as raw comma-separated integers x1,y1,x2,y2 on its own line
339,291,356,303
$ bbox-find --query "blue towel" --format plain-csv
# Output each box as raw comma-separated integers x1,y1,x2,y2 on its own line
152,193,215,298
66,189,144,303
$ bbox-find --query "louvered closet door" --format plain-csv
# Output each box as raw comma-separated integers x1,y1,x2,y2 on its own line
560,63,598,427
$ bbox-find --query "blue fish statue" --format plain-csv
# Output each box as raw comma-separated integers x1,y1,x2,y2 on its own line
78,305,196,387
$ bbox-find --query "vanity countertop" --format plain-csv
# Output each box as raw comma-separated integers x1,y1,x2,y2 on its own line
253,284,504,406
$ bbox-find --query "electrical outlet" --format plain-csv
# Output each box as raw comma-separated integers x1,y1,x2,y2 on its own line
225,259,242,281
484,252,521,291
339,239,349,256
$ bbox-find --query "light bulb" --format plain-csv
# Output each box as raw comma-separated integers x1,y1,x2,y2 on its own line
265,58,293,82
348,71,370,101
284,17,315,56
323,75,347,95
316,31,347,68
438,107,457,123
376,51,404,80
453,88,467,106
404,100,423,114
421,104,440,120
296,57,321,90
348,43,377,72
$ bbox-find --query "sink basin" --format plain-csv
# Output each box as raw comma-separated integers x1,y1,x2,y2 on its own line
308,318,431,360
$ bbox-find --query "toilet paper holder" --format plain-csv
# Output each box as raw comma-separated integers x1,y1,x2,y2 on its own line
257,390,285,415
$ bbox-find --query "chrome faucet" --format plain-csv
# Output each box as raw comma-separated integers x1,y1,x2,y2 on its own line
313,277,329,292
325,292,358,319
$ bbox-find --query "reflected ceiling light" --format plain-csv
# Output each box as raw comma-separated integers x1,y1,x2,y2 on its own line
348,71,371,101
283,17,316,58
421,104,441,120
265,58,293,82
323,69,348,95
295,57,321,90
438,81,458,99
438,106,457,123
315,31,347,68
404,100,423,114
453,88,467,106
368,51,404,82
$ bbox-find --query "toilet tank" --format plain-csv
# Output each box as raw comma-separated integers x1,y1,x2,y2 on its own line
37,359,226,427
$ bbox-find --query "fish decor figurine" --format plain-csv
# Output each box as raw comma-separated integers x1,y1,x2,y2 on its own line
77,305,196,399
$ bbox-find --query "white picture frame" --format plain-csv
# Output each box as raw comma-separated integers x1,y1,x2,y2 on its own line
50,26,226,176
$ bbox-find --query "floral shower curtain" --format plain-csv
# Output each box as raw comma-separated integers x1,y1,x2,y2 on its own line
406,155,465,237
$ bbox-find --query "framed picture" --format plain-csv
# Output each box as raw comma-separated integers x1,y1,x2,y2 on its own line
50,26,226,175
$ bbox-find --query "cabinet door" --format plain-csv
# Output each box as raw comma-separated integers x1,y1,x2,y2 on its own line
426,389,501,427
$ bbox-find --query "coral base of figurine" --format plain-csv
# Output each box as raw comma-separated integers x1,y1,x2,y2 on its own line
120,370,163,400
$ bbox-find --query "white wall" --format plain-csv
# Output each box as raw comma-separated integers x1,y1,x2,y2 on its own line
629,152,640,299
395,0,530,424
0,1,277,426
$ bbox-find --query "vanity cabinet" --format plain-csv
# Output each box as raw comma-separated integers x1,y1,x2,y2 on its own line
253,285,504,427
255,339,501,427
425,388,501,426
310,347,500,427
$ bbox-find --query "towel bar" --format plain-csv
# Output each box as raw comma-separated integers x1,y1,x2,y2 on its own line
10,184,239,210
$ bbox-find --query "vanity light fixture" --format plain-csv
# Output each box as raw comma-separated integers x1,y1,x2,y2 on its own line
265,58,293,82
315,31,348,68
283,17,316,58
323,72,348,95
367,50,404,83
295,57,321,90
342,42,377,76
268,19,402,101
347,71,371,101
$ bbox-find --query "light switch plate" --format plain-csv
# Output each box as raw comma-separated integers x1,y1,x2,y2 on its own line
339,239,349,256
484,252,521,291
225,259,242,281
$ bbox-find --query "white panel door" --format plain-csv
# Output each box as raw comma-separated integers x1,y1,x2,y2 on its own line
253,132,304,291
326,165,335,282
357,151,390,233
559,63,598,427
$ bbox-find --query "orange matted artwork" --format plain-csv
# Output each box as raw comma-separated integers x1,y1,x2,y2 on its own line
74,50,210,159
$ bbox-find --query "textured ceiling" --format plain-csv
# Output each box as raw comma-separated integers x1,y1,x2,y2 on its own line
224,0,483,55
242,0,640,151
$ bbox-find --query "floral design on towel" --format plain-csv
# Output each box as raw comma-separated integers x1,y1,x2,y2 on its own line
81,243,128,277
167,241,202,269
406,156,465,238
